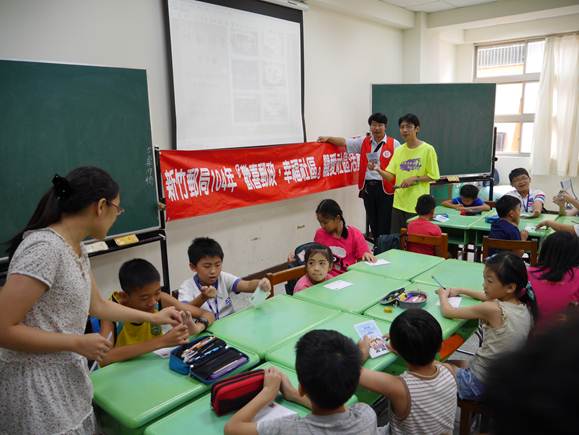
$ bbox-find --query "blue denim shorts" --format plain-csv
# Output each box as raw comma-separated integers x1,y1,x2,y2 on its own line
456,368,485,400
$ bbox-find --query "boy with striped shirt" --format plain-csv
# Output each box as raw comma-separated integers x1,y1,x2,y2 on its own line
359,309,457,435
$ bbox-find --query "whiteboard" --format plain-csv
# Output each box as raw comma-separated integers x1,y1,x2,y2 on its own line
168,0,305,150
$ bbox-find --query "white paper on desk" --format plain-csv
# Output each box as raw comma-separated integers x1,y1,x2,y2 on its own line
433,215,449,223
524,225,536,232
254,402,297,423
365,259,390,267
153,346,178,358
324,280,352,291
437,297,462,308
354,320,389,358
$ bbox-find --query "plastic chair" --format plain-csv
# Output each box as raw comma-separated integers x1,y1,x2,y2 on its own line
482,236,538,265
266,265,306,296
400,228,449,258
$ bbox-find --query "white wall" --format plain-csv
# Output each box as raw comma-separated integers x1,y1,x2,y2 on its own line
0,0,404,294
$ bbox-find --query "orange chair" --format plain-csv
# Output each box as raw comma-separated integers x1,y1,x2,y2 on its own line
266,265,306,296
400,228,449,259
482,236,538,265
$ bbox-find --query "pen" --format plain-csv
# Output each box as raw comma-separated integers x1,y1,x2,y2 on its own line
90,331,113,373
431,275,446,290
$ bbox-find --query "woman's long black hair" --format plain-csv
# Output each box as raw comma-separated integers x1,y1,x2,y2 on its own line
7,166,118,259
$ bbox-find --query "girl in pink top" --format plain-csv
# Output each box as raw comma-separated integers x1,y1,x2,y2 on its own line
528,232,579,329
313,199,376,276
293,245,333,293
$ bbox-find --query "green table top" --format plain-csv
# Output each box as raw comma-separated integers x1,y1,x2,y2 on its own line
293,270,409,314
348,249,445,281
555,215,579,226
265,311,396,372
363,282,480,339
91,347,260,429
469,213,556,238
207,295,339,357
410,206,482,230
143,362,358,435
411,259,484,291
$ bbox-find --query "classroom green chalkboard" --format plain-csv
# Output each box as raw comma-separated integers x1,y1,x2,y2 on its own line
0,60,160,257
372,83,496,176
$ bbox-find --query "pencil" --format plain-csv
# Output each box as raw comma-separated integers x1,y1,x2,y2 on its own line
90,331,113,373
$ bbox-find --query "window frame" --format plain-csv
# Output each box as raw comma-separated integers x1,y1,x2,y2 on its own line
474,38,544,156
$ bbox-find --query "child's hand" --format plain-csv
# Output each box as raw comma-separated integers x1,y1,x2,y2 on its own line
357,336,371,362
287,252,296,263
536,220,551,229
448,288,461,297
151,306,182,326
161,323,190,347
362,252,376,263
317,136,330,143
257,278,272,295
200,286,217,299
180,310,198,335
262,367,282,400
520,230,529,241
437,287,450,298
279,371,298,401
75,333,113,361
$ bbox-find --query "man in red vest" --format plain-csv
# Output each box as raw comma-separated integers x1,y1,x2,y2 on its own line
318,113,400,239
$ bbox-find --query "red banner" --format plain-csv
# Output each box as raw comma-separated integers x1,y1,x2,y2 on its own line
160,142,360,221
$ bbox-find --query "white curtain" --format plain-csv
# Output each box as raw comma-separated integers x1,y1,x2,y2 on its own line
531,34,579,177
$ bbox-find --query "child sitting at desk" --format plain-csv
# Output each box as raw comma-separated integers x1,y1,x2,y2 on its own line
178,237,271,320
293,245,333,293
313,199,376,275
489,195,529,256
99,259,212,366
505,168,545,218
407,194,442,256
358,309,457,435
225,330,382,435
441,184,491,213
527,232,579,329
437,252,536,400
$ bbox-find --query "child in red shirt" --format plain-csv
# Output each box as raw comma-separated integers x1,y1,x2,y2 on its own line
407,194,442,256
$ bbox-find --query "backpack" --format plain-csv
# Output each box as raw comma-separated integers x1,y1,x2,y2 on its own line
373,233,400,255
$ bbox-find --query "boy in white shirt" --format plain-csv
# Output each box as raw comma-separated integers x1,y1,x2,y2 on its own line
178,237,270,320
505,168,545,218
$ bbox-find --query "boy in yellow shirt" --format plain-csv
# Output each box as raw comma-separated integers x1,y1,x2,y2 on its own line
370,113,440,234
99,259,214,365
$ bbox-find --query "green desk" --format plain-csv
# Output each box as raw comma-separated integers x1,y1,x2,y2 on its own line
143,362,358,435
411,259,484,290
363,282,480,339
471,213,556,245
293,270,409,314
348,249,444,281
207,295,338,357
265,312,396,372
92,348,260,435
408,206,482,245
555,215,579,226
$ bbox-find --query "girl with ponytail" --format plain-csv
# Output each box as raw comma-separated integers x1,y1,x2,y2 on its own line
0,167,181,435
437,252,536,401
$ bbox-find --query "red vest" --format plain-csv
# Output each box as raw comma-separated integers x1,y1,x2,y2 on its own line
358,135,395,195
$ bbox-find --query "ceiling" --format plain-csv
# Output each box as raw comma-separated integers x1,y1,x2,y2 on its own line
381,0,497,13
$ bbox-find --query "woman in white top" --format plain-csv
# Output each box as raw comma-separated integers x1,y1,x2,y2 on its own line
0,167,181,435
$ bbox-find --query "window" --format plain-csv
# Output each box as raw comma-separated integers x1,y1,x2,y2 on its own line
475,39,545,154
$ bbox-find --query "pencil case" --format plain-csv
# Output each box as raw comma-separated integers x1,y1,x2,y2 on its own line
210,369,265,416
169,335,226,375
485,215,500,224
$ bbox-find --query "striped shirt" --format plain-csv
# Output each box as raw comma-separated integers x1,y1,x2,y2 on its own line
390,364,457,435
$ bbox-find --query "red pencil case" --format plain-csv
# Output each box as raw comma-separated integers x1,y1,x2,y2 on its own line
210,369,265,416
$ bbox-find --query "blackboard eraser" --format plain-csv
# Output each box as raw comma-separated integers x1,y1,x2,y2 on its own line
114,234,139,246
85,241,109,254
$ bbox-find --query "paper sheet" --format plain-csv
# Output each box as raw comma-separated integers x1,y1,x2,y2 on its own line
324,280,352,291
437,297,462,308
365,259,390,266
433,214,449,223
254,402,297,423
153,346,178,358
